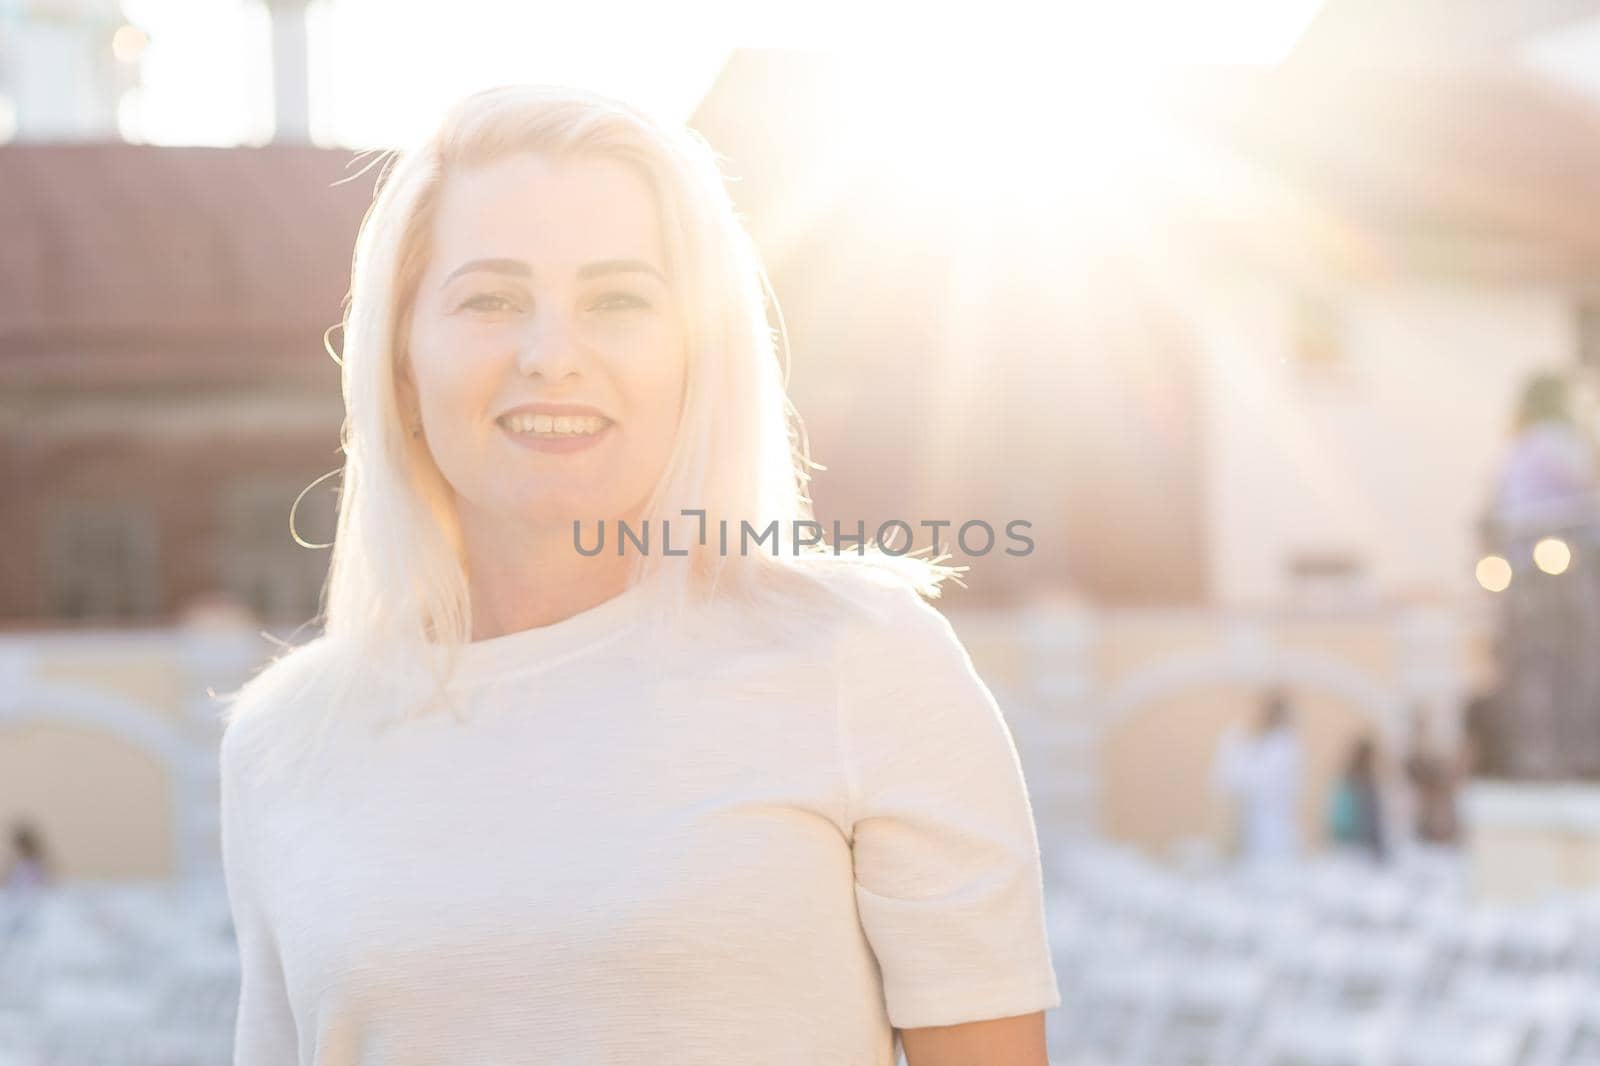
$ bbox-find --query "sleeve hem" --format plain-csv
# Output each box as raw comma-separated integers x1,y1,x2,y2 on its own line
886,974,1063,1031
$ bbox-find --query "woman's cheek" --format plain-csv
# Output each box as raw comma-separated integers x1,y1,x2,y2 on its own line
631,322,688,385
429,327,505,399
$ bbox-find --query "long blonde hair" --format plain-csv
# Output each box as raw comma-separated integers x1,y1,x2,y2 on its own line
220,83,959,781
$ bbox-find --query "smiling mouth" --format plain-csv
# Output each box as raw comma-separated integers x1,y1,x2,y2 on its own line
497,412,614,439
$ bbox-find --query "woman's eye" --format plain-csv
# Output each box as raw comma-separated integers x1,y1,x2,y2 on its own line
460,293,520,313
591,292,649,312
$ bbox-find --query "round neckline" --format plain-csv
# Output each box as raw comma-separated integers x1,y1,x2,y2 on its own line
439,576,663,686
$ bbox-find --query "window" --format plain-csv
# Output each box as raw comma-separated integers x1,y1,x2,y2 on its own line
216,478,335,626
43,502,161,621
1285,548,1373,611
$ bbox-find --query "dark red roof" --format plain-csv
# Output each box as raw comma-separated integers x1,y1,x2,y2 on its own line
0,142,382,348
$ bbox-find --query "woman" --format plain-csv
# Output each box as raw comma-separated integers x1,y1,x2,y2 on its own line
1491,371,1597,537
1327,736,1387,863
218,84,1059,1065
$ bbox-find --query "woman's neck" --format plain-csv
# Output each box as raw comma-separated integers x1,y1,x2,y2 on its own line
457,507,639,641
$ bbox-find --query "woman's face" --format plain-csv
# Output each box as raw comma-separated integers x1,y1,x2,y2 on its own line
403,152,688,536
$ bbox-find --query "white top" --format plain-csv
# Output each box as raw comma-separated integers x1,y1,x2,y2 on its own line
1494,422,1598,533
219,567,1060,1065
1211,724,1303,864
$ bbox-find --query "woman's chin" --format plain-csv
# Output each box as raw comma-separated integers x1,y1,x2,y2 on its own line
492,497,622,534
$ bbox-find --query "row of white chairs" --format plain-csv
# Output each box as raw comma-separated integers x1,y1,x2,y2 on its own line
1042,841,1600,1066
0,881,239,1065
9,845,1600,1066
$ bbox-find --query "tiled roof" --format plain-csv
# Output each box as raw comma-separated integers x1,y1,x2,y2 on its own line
0,142,383,346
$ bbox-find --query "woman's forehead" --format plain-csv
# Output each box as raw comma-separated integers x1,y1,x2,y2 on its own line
431,153,666,272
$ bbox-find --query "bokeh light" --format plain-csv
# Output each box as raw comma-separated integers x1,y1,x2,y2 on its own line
1476,555,1513,592
1535,536,1573,575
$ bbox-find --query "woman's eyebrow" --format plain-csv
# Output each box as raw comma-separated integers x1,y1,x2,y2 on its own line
440,257,667,289
441,258,529,288
577,258,668,284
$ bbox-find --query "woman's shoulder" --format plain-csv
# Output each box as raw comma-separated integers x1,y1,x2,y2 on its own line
219,634,344,728
767,559,983,707
216,632,364,787
783,553,954,622
725,555,958,660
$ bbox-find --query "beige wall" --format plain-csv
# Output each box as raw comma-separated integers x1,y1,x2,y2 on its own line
959,604,1492,860
1088,610,1413,859
1198,276,1574,611
2,646,200,880
2,606,1493,879
1101,679,1379,859
35,650,191,727
0,720,174,878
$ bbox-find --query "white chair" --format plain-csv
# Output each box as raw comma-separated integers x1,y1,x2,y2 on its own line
1243,1001,1403,1066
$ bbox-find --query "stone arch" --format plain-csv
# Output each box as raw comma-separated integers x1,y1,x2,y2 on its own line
1095,644,1404,742
1089,636,1407,855
0,667,201,879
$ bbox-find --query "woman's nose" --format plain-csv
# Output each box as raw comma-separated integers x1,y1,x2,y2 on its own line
514,309,583,379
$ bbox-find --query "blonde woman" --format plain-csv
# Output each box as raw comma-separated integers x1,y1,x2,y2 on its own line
218,83,1059,1066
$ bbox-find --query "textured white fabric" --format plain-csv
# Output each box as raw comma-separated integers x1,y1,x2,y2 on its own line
220,568,1060,1065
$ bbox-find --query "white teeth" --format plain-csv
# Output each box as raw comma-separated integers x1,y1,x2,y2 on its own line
501,413,609,437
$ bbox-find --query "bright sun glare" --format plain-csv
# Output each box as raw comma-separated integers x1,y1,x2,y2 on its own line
112,0,1325,149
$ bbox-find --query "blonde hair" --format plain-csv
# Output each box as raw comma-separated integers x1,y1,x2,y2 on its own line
219,83,960,784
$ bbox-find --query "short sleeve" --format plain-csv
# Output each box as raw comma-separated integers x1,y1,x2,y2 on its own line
833,579,1062,1030
220,721,301,1065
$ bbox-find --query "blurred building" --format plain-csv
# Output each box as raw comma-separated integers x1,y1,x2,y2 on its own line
0,142,372,629
0,0,133,142
692,51,1210,608
691,45,1600,614
679,37,1600,868
13,4,1600,881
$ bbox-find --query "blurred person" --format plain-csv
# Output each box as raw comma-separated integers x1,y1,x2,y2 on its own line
1327,736,1387,862
1211,688,1304,866
0,820,51,944
1483,373,1600,778
1460,686,1502,778
1404,712,1465,846
2,820,53,894
1491,371,1599,537
216,85,1057,1066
